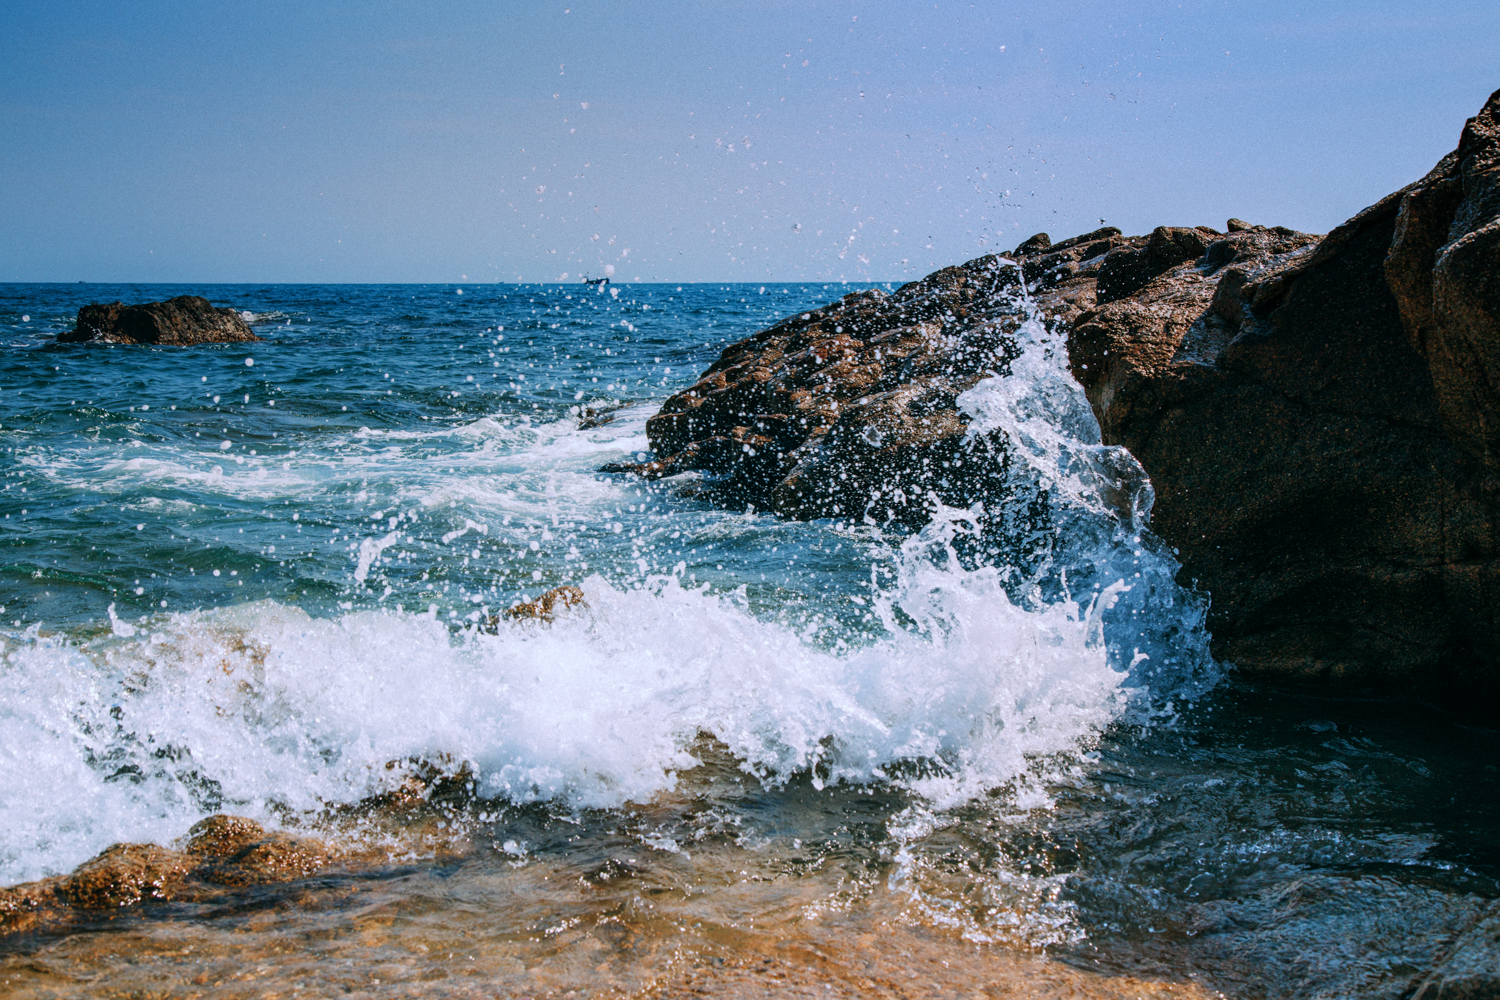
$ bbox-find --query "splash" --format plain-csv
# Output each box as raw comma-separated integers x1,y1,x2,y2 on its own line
0,545,1129,883
952,286,1218,705
0,281,1214,889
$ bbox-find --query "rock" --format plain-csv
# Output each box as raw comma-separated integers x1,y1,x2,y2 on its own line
59,295,261,345
59,843,194,908
612,226,1140,524
183,813,267,858
578,405,617,429
1385,91,1500,466
499,584,586,624
179,814,331,887
1067,88,1500,697
1095,226,1219,304
615,89,1500,699
1410,899,1500,999
0,814,340,938
0,842,198,935
0,879,68,936
195,833,330,887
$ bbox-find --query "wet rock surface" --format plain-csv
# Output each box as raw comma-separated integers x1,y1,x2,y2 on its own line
0,751,511,944
606,225,1136,525
0,816,332,937
58,295,261,345
1411,899,1500,999
618,89,1500,702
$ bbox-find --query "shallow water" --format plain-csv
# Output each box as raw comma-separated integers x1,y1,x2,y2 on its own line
0,282,1494,998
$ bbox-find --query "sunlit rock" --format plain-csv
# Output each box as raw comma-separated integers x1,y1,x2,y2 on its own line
620,89,1500,702
1070,88,1500,699
58,295,261,345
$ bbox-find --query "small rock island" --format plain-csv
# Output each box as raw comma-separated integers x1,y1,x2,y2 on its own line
58,295,261,345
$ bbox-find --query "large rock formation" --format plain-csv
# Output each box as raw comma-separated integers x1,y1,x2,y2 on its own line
1070,88,1500,696
614,89,1500,700
59,295,260,345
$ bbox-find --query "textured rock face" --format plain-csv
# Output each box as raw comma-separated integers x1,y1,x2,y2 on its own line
59,295,260,345
618,89,1500,699
0,816,331,936
615,226,1141,524
1068,88,1500,696
1387,91,1500,466
1410,899,1500,1000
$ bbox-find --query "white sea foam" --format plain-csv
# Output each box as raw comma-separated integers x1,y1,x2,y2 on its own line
19,406,649,529
0,295,1211,887
238,310,288,325
0,536,1124,883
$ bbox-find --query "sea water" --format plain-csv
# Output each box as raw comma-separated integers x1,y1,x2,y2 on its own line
0,283,1494,999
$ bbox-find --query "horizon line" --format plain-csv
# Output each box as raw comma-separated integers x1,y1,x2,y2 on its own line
1,278,920,287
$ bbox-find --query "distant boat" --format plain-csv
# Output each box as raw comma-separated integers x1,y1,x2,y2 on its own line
581,275,610,286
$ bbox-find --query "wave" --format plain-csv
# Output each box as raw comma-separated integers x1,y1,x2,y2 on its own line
0,285,1216,885
239,310,289,325
0,549,1124,884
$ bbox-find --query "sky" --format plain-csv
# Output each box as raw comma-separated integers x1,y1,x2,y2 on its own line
1,0,1497,283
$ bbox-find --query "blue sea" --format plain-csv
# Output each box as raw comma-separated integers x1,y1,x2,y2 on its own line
0,283,1494,998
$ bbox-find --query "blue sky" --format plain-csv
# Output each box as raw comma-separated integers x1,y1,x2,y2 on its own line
2,0,1496,282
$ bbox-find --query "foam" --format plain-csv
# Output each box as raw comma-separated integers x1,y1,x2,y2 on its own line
0,293,1214,887
0,544,1123,883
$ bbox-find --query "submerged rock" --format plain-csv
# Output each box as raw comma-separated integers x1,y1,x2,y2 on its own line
0,816,334,936
58,295,261,345
0,767,502,940
617,89,1500,700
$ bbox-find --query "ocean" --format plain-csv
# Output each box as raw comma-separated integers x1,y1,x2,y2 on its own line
0,282,1495,998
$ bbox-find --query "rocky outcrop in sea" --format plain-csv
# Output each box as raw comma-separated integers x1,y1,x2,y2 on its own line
0,816,335,937
612,88,1500,702
58,295,261,345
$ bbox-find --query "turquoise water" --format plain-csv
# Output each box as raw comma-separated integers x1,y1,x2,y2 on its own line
0,283,879,628
0,283,1494,998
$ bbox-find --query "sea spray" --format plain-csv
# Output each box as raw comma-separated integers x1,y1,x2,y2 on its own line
952,290,1218,704
0,553,1126,884
0,284,1214,891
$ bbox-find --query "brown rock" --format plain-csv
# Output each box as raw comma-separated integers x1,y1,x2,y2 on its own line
474,585,590,634
498,584,586,624
183,813,268,858
1067,88,1500,697
1096,226,1220,304
615,90,1500,700
0,841,200,934
0,814,343,939
611,234,1137,524
58,295,261,345
196,833,330,887
58,843,194,908
0,880,66,936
